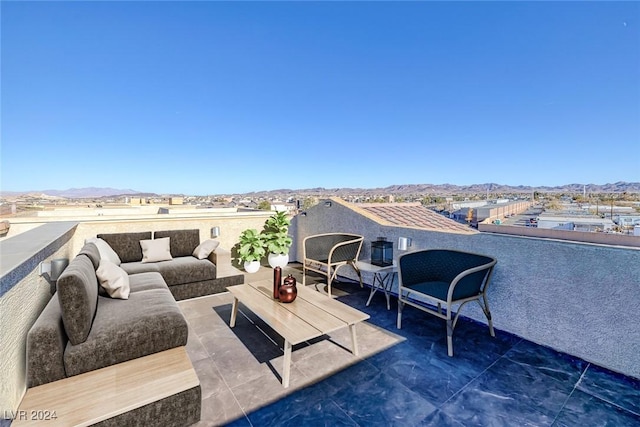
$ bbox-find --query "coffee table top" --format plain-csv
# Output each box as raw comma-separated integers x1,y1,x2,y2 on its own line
227,279,370,345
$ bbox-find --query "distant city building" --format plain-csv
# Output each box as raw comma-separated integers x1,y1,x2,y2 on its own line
451,200,533,224
536,215,615,232
614,215,640,227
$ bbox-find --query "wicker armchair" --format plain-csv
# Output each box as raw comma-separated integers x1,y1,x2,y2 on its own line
302,233,364,297
397,249,497,356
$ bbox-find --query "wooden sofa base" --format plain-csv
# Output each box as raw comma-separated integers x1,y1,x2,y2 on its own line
14,347,200,427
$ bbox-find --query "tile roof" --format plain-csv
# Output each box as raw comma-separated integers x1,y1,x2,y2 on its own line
355,202,476,234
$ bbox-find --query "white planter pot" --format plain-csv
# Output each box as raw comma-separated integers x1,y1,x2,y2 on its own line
268,253,289,269
243,260,260,273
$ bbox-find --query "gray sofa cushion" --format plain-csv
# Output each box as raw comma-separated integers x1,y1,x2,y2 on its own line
154,229,200,258
119,261,160,276
57,255,99,345
63,284,188,377
129,272,171,293
78,242,101,270
155,256,216,286
98,232,152,263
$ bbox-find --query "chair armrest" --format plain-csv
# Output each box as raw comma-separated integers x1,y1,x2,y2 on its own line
448,261,496,301
328,237,364,264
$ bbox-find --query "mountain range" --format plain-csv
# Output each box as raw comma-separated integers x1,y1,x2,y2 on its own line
1,182,639,199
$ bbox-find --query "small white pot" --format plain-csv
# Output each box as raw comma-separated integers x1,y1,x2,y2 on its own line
268,253,289,269
243,260,260,273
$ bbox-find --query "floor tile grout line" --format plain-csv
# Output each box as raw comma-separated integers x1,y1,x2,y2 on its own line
550,362,591,426
329,396,363,427
436,336,525,410
575,363,640,418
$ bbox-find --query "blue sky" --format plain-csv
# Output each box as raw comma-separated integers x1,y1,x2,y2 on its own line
2,1,638,195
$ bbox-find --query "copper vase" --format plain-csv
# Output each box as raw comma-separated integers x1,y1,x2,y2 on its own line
278,274,297,303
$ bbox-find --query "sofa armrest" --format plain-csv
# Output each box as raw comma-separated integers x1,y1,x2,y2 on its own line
209,246,231,269
27,295,68,387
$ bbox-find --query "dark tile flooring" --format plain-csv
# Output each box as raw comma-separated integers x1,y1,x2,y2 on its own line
223,279,640,427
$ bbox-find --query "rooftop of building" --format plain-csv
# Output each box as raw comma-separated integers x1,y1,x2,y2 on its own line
352,202,476,234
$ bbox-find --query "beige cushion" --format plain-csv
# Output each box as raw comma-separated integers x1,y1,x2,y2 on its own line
140,237,172,263
96,259,130,299
86,237,122,266
193,239,220,260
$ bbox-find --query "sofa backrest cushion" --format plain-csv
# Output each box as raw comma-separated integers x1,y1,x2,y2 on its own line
154,229,200,258
57,254,99,345
97,232,152,263
78,242,101,270
85,237,121,266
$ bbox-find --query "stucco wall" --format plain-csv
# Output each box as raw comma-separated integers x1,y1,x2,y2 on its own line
291,199,640,379
0,225,75,419
71,211,272,259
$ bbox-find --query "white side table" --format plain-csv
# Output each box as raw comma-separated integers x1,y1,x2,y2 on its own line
356,260,397,310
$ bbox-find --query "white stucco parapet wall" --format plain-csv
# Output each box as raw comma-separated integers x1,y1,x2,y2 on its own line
0,222,77,419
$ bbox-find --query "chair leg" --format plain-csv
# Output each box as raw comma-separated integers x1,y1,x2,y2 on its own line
481,294,495,337
351,261,363,288
397,299,404,329
327,268,337,298
446,319,454,357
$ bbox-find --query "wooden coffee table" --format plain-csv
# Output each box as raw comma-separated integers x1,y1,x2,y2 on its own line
227,279,370,388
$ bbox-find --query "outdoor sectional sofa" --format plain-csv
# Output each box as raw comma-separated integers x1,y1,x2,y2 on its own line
24,229,243,426
98,229,243,300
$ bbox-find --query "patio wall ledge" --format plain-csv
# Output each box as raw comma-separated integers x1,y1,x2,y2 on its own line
0,222,77,420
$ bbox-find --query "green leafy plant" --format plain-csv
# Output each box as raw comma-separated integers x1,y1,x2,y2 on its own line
237,228,266,262
262,211,292,255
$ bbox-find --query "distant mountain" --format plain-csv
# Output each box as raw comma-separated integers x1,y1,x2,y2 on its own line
1,182,638,199
48,187,146,198
233,181,640,197
0,187,146,198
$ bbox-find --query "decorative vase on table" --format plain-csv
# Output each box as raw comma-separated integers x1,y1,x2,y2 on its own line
278,274,297,303
273,266,282,299
244,260,260,274
268,253,289,269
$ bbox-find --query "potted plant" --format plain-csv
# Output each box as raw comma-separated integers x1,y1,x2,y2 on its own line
262,211,293,268
237,228,266,273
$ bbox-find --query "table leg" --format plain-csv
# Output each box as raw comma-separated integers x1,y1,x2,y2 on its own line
349,324,359,356
230,297,239,327
283,340,292,388
367,272,394,310
382,272,396,310
366,273,383,307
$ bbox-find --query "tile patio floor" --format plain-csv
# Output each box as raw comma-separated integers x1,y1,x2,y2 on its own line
177,265,640,427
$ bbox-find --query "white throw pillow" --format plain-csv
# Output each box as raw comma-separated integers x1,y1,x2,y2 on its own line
86,237,122,266
192,239,220,260
96,259,130,299
140,237,172,263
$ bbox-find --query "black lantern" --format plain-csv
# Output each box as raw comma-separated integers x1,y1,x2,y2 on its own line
371,237,393,267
